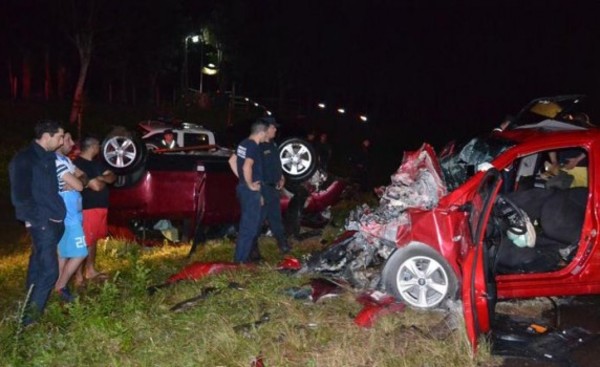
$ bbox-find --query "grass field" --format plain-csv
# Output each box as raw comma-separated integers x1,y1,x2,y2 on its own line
0,101,499,365
0,218,501,367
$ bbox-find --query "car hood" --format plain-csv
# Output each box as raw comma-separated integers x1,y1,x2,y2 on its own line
347,143,447,243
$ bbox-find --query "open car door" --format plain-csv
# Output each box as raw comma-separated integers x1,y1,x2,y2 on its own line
462,169,503,351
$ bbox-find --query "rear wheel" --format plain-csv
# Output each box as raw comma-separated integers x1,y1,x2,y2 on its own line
101,135,146,174
279,138,317,182
382,243,457,309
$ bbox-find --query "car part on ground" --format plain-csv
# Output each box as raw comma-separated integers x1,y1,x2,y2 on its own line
146,262,249,294
354,291,406,328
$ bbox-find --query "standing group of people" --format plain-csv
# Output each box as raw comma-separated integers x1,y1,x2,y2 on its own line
9,120,115,326
228,118,290,263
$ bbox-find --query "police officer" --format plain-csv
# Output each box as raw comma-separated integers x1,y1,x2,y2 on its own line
228,119,269,263
256,118,290,255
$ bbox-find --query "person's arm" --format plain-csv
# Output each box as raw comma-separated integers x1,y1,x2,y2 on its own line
9,155,38,226
99,169,116,184
242,158,260,191
564,153,586,170
86,178,106,191
547,151,560,175
74,167,89,187
228,154,239,178
277,175,285,190
62,172,84,191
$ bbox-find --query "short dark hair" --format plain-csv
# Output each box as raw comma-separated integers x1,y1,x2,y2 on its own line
250,119,269,134
80,135,100,152
34,120,63,139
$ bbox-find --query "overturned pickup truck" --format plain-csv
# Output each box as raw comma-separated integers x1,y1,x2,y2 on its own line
303,95,600,349
102,128,345,246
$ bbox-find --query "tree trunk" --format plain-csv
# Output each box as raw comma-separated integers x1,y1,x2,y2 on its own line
44,48,53,100
8,60,17,100
57,64,67,101
69,32,93,125
22,54,31,100
120,71,127,104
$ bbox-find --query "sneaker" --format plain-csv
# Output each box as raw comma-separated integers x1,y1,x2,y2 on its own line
56,287,75,303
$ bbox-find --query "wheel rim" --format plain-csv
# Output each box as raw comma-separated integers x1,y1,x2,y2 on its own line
279,143,313,176
395,256,449,308
103,136,137,169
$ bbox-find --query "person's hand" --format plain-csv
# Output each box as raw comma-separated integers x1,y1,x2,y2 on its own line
547,162,560,176
276,176,285,190
563,157,580,170
248,181,261,191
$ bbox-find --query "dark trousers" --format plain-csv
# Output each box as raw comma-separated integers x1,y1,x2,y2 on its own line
25,220,64,323
259,185,288,252
284,184,309,238
234,185,262,263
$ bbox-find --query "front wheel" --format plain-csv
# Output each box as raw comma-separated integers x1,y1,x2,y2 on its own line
382,243,457,309
278,138,317,182
101,135,146,174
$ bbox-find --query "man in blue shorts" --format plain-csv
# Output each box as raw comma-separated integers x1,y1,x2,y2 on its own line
54,132,88,302
228,119,268,263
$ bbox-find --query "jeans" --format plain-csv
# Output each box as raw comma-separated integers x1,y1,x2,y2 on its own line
234,185,262,263
259,185,289,252
25,220,64,323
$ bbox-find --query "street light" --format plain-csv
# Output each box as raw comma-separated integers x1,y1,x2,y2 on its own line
182,34,200,91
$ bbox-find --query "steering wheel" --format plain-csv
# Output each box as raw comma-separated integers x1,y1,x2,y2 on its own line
495,195,528,235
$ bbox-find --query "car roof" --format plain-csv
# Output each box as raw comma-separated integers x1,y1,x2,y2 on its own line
497,122,600,145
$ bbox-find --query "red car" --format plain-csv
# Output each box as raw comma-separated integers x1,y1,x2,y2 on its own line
307,95,598,349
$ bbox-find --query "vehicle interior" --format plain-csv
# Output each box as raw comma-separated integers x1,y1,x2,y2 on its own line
484,146,589,275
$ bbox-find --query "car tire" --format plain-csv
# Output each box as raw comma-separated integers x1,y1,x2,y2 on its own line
278,138,318,182
101,135,147,175
382,243,458,309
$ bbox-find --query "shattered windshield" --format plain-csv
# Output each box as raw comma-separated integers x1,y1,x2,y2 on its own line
440,136,515,191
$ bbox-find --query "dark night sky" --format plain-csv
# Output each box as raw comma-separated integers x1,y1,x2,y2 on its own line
3,1,600,150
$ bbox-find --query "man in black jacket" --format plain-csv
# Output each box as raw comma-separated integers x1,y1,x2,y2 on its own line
9,120,66,326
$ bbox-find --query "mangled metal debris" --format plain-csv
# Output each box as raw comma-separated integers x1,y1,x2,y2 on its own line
284,277,346,302
300,144,447,289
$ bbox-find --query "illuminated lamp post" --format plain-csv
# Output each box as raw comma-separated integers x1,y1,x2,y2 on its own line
182,34,200,91
200,63,218,93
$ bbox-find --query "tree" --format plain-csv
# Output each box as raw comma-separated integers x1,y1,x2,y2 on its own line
62,0,97,127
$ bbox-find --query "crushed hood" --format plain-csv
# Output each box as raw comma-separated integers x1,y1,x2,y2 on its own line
347,143,447,243
302,143,448,289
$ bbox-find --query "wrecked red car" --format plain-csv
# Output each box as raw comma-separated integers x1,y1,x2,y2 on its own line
102,129,345,246
304,95,600,349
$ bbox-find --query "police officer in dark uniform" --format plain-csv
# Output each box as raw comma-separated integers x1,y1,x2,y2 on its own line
228,119,269,263
256,118,290,255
